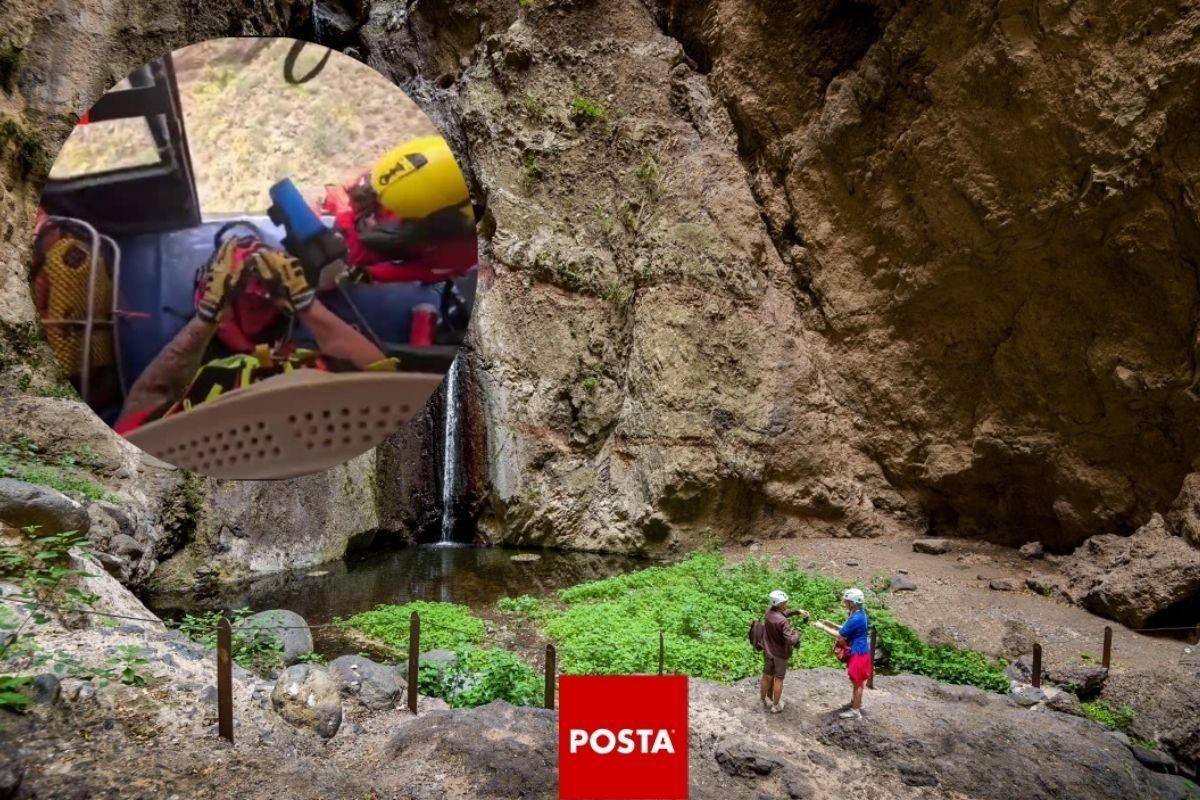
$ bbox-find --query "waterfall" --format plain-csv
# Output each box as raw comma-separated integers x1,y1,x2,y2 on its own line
438,353,462,544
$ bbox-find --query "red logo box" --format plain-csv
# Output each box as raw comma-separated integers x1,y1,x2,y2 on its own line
558,675,688,800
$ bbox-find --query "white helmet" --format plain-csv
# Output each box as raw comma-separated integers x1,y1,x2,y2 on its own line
842,588,865,606
768,590,789,607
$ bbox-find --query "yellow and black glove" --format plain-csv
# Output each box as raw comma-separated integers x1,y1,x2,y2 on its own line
196,237,243,323
249,249,315,313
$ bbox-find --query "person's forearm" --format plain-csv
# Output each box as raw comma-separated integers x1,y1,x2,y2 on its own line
297,300,385,369
119,316,217,420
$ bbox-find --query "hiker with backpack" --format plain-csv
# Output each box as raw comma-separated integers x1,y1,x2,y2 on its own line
752,590,809,714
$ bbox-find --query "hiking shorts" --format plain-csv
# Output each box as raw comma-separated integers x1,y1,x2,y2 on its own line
763,652,788,678
847,652,873,687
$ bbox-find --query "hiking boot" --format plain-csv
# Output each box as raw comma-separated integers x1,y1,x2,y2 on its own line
838,708,862,720
770,701,786,714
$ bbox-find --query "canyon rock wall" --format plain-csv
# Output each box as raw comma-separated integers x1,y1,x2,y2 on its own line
1,0,1200,599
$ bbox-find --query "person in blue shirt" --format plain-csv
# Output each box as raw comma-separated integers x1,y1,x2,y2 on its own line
837,587,871,719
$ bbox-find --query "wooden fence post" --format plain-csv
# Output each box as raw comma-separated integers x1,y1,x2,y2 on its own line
658,630,664,675
1031,643,1042,688
407,611,420,714
868,628,876,689
1102,626,1113,670
217,617,233,743
545,644,556,710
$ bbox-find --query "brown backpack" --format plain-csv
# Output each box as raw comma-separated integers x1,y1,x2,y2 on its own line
748,620,765,651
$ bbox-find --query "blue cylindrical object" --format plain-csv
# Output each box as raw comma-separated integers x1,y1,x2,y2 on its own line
268,178,326,242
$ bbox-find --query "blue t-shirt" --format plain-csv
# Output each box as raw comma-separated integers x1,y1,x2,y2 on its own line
839,609,870,655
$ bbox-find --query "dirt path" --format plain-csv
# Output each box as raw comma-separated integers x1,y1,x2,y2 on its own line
721,535,1195,675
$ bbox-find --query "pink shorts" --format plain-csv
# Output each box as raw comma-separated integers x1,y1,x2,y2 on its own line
847,653,873,687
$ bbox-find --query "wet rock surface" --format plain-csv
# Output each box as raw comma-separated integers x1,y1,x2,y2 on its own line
245,609,314,666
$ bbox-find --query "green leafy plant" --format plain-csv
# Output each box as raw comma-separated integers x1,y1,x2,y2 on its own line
1080,700,1136,733
345,601,485,655
174,609,284,675
570,96,607,124
108,644,150,686
417,647,540,708
538,553,1009,691
0,675,32,713
497,594,558,623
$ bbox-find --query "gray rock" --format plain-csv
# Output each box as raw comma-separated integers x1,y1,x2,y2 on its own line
329,655,403,710
1046,664,1108,700
1009,685,1046,707
109,533,144,557
31,673,61,705
714,736,784,777
0,478,89,534
1020,541,1045,559
1044,690,1083,716
989,579,1014,591
888,575,917,592
0,741,21,800
385,701,557,797
1128,744,1177,774
1026,574,1062,596
245,609,314,665
199,685,217,704
1061,517,1200,627
1107,730,1132,746
913,538,950,555
271,664,342,738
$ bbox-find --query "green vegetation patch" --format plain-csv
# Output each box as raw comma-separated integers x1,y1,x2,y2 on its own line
521,553,1008,692
0,118,46,179
570,96,607,124
0,437,112,502
346,601,485,654
419,647,541,708
174,608,284,676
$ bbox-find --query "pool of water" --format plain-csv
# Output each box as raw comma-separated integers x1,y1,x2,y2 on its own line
145,545,649,657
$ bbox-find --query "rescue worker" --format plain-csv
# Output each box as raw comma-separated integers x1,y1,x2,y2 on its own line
331,135,475,284
115,238,386,433
758,590,809,714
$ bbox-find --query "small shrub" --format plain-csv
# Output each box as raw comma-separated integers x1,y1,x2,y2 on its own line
0,119,46,179
497,594,557,622
570,96,607,124
346,601,485,654
521,155,543,190
602,279,630,308
175,609,284,675
418,647,540,708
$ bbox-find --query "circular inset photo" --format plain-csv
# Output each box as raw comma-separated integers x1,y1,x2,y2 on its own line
32,38,476,480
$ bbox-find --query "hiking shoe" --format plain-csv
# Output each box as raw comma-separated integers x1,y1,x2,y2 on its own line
760,697,772,710
770,701,786,714
838,708,862,720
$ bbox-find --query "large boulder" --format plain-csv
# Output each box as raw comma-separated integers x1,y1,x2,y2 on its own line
245,610,313,666
1046,664,1108,700
270,664,342,739
0,479,88,534
385,701,556,798
329,655,403,710
1166,473,1200,548
1062,515,1200,627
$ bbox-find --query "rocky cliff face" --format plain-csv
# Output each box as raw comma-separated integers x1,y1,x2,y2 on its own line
2,0,1200,606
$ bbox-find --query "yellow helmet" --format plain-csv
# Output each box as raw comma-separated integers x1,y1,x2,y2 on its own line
371,135,471,220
